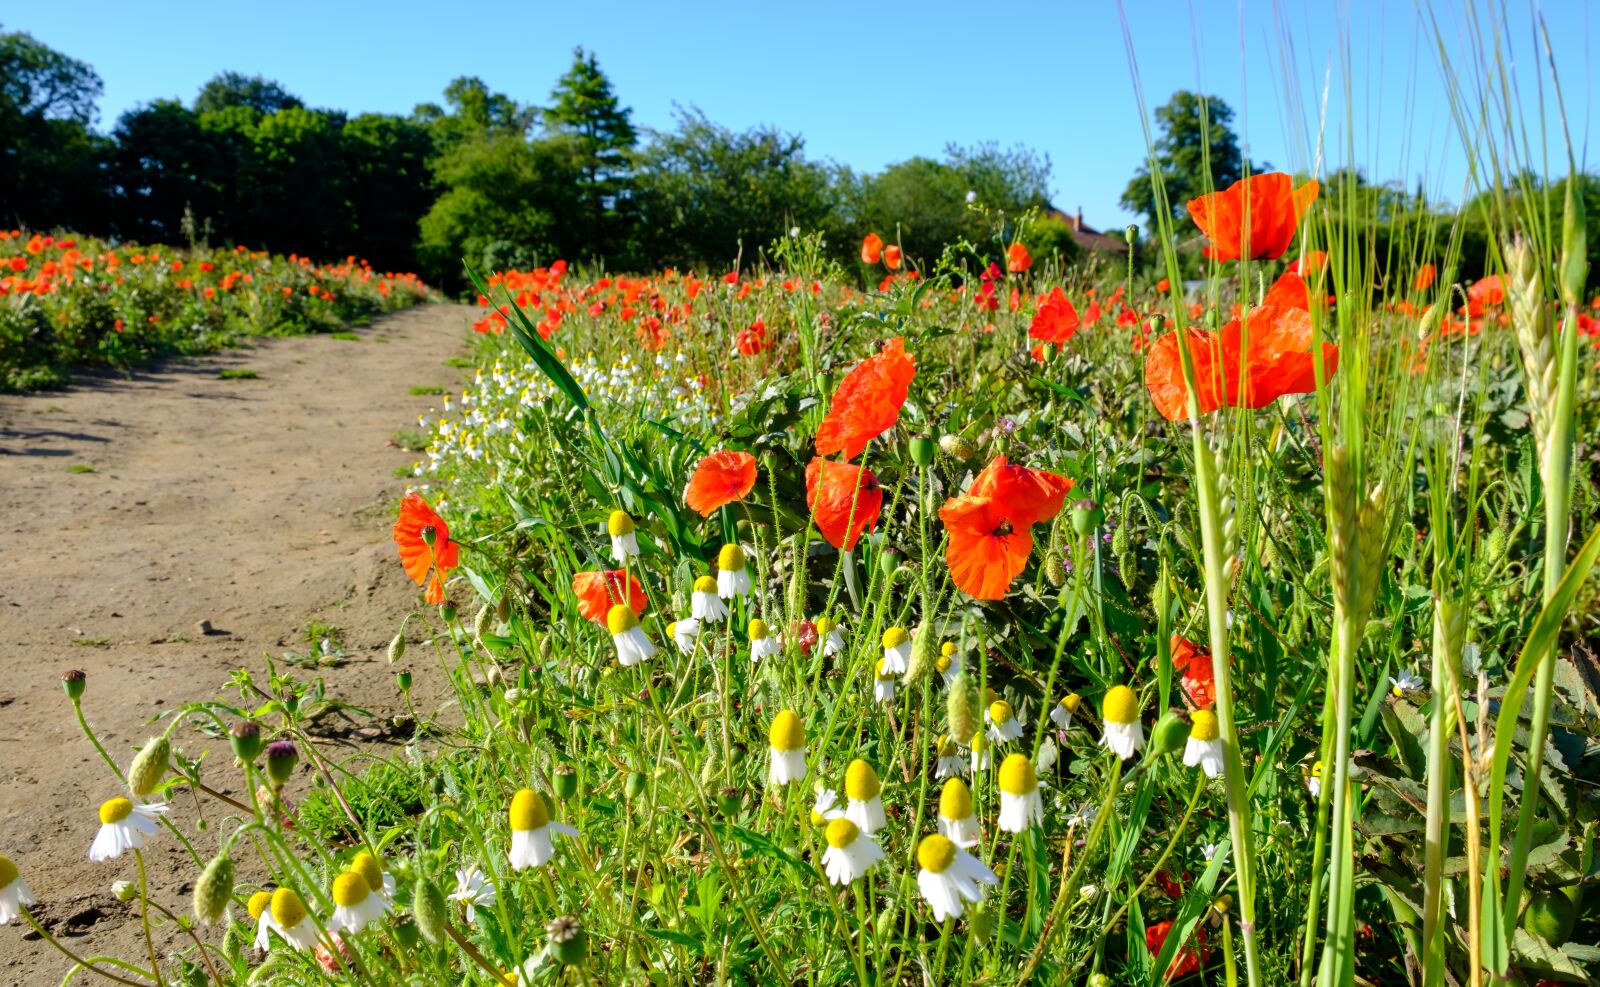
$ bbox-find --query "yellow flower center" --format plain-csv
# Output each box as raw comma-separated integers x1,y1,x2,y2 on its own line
665,621,679,638
271,887,307,928
881,627,909,649
998,753,1038,795
1190,710,1220,742
844,759,880,801
935,655,951,673
1102,684,1140,725
814,616,836,636
748,618,768,640
247,890,272,921
989,700,1014,725
935,734,958,757
824,818,860,849
875,658,894,681
99,798,133,825
0,854,17,889
351,851,384,894
768,710,805,752
1060,693,1081,713
1310,760,1323,779
970,731,988,753
939,778,973,819
331,872,370,908
940,642,956,658
693,575,718,594
717,544,745,571
606,604,638,635
607,510,635,536
509,788,550,832
917,834,958,874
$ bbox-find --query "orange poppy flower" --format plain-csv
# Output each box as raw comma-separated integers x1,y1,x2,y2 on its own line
1262,271,1309,311
1187,173,1319,262
939,494,1036,600
884,245,903,271
815,337,916,460
1170,634,1216,708
805,457,883,550
1143,304,1338,421
572,569,648,623
1028,287,1080,344
393,492,459,604
1145,920,1210,980
684,450,758,516
861,233,883,266
968,455,1073,527
1006,242,1033,273
1413,263,1436,292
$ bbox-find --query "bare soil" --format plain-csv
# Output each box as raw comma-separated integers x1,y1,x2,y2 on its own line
0,304,473,984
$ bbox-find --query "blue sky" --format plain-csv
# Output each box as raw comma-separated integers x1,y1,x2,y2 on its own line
12,1,1596,228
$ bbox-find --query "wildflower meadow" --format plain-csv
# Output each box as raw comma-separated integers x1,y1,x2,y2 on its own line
2,4,1599,987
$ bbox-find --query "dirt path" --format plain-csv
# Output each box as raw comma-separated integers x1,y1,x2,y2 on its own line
0,304,473,983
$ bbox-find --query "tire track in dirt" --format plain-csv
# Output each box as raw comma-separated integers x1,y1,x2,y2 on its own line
0,304,473,983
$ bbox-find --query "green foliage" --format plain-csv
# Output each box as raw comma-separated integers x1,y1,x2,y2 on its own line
1121,90,1246,228
545,47,638,260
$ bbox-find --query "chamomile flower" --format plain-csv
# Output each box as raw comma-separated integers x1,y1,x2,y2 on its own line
666,618,700,655
986,701,1023,743
89,797,167,862
843,760,886,834
815,616,846,655
607,510,639,562
691,575,729,622
873,659,897,703
821,818,885,886
507,789,579,870
1100,685,1145,760
768,710,807,785
937,778,980,847
329,871,390,933
968,731,992,772
1202,842,1222,863
1306,761,1324,799
1064,803,1098,829
810,787,845,824
0,854,34,925
935,735,969,779
996,754,1044,833
936,642,962,686
1390,669,1425,698
880,627,912,674
449,865,496,924
915,834,997,922
262,888,319,951
607,605,656,667
1050,693,1081,729
350,851,395,905
716,544,751,598
748,619,781,661
249,890,275,949
1183,710,1225,778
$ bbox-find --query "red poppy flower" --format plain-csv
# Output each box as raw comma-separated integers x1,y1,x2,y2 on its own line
393,492,459,604
884,245,903,271
1145,920,1210,980
1287,250,1327,276
968,456,1073,527
1467,274,1504,308
1262,271,1309,311
1188,173,1319,262
1143,304,1338,421
861,233,884,266
1414,263,1437,291
1006,242,1033,273
1085,299,1102,323
939,493,1036,600
805,457,883,551
1028,287,1080,344
685,450,758,516
572,569,648,623
736,320,769,356
1170,634,1216,708
1157,277,1171,292
815,337,916,460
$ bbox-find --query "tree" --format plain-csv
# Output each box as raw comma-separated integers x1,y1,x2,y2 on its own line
1120,91,1245,229
0,29,108,229
108,99,221,243
194,72,302,116
415,77,535,151
546,48,637,261
340,113,436,271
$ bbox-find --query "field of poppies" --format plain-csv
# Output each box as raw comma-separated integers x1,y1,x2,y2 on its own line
0,230,431,391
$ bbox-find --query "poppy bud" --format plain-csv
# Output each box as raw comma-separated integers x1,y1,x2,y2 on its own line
1070,498,1102,538
1043,551,1067,587
1124,224,1139,245
229,720,262,763
1149,712,1192,756
903,627,937,686
387,631,406,663
496,592,511,621
947,672,978,745
221,923,245,957
264,740,298,787
553,764,579,801
112,879,137,902
63,668,87,701
474,605,492,640
938,434,975,461
439,602,458,622
546,915,587,966
909,434,937,467
874,906,897,940
396,671,413,692
878,547,901,579
716,787,743,818
624,771,647,802
192,852,234,926
391,913,421,949
128,736,170,798
413,876,450,944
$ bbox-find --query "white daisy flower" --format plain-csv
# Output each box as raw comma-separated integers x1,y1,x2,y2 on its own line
873,659,897,704
880,627,912,675
821,818,884,886
936,643,962,686
986,700,1023,744
716,544,751,599
606,605,656,667
968,731,992,773
508,789,579,870
843,760,886,834
448,865,496,925
916,834,997,922
1050,693,1080,729
691,575,729,622
1183,710,1225,778
607,511,640,562
748,619,781,661
89,797,167,862
667,617,700,655
259,888,319,951
1307,761,1324,799
1390,669,1425,698
1202,842,1222,863
768,711,807,785
0,855,35,925
996,754,1044,833
937,778,980,847
1065,803,1098,829
809,786,846,825
934,735,969,779
815,616,846,656
1100,685,1145,760
329,871,390,933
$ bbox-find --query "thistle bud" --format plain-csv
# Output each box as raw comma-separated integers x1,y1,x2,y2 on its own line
128,736,170,798
939,433,975,461
947,672,978,745
387,631,406,663
553,764,578,801
546,915,587,966
412,877,450,944
62,669,87,701
264,740,298,787
909,434,937,467
192,853,235,926
229,720,262,763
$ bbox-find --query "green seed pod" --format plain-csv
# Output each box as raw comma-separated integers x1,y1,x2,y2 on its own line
624,771,648,802
553,764,578,801
264,741,298,787
391,913,420,949
903,626,937,686
1070,498,1102,539
546,915,587,966
1149,713,1192,757
874,906,896,941
128,736,170,798
1124,224,1139,245
716,787,742,818
387,631,406,663
948,672,978,745
229,721,262,764
909,434,937,467
1043,551,1066,587
878,547,901,580
396,670,413,692
192,853,235,926
439,602,458,622
62,669,87,701
413,877,450,945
